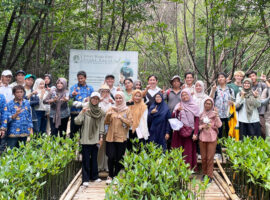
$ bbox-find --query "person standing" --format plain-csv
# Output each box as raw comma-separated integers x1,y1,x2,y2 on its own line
105,74,117,99
123,78,134,106
6,85,33,149
236,78,261,139
75,92,105,186
0,94,8,154
97,84,113,172
104,91,132,184
171,89,199,170
210,72,234,160
70,71,94,138
163,75,183,113
0,70,13,103
128,90,149,151
193,80,209,114
227,71,245,96
33,78,49,134
199,98,222,182
145,75,161,107
183,72,195,95
262,79,270,140
148,93,171,150
44,78,70,137
246,70,267,138
10,70,26,88
24,74,39,134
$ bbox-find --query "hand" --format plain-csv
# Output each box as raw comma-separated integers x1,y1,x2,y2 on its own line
128,99,133,103
117,114,122,119
32,90,38,95
72,88,78,96
46,87,51,92
252,89,259,98
165,133,170,140
192,134,198,141
226,77,231,83
151,105,158,114
117,87,121,91
228,100,233,106
27,93,32,99
109,98,114,104
266,80,270,87
0,130,5,138
212,82,217,91
107,111,113,116
240,90,245,98
60,96,68,102
146,85,151,90
82,107,89,113
177,104,183,111
260,72,266,82
214,107,219,117
99,138,103,147
15,107,24,116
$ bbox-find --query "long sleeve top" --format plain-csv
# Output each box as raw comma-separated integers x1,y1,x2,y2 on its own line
199,114,222,142
104,107,132,142
7,99,33,137
74,112,105,145
0,94,8,130
236,93,261,123
261,87,270,122
69,83,94,114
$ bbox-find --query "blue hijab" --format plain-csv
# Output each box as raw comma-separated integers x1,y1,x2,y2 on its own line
148,93,170,126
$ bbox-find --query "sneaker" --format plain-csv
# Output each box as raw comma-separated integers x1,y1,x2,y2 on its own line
94,178,102,183
106,177,112,185
201,175,205,181
214,153,218,160
217,153,222,161
197,154,201,160
82,182,89,187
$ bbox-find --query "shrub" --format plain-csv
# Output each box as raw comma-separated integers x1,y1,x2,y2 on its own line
0,134,79,200
105,142,208,200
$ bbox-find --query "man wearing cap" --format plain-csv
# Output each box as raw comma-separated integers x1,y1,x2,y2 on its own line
24,74,39,134
0,70,14,103
104,74,117,99
164,75,183,113
70,71,94,139
10,70,26,88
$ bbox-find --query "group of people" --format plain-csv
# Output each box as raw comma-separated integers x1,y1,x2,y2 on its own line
0,69,269,185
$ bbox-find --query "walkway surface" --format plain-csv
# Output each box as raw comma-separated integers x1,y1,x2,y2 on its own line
72,173,229,200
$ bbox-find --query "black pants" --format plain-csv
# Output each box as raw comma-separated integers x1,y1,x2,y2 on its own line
127,130,146,153
239,122,261,140
82,144,99,182
216,118,229,154
7,137,27,149
106,141,127,178
70,114,81,139
50,117,69,137
0,134,7,153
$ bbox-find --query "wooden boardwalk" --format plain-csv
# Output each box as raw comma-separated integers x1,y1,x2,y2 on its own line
71,173,229,200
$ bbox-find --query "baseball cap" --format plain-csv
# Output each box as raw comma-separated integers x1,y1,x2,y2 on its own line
1,70,12,76
24,74,36,80
15,70,26,76
90,92,101,99
105,74,115,79
170,75,183,85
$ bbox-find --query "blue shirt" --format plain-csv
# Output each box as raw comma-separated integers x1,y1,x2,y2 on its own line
7,99,33,137
69,83,94,113
0,94,8,130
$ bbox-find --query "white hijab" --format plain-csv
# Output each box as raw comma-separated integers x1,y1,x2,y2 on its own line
193,80,208,114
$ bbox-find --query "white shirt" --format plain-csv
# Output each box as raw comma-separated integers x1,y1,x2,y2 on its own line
110,86,117,97
0,84,13,103
134,110,149,140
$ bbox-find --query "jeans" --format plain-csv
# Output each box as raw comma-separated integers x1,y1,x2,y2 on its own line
36,111,47,134
7,137,27,149
0,134,7,153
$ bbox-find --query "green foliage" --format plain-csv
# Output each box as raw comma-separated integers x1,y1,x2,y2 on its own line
105,141,208,199
221,137,270,190
0,134,79,200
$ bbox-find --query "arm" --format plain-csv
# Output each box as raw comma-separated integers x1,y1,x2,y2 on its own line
235,93,244,108
69,85,75,98
74,112,84,125
193,117,199,136
0,96,8,130
214,116,222,129
120,109,132,128
43,92,53,104
260,88,270,106
104,108,113,125
165,110,172,134
26,103,33,128
99,115,105,136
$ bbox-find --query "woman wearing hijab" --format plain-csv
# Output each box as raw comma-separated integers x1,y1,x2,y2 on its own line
75,92,105,186
199,98,222,182
128,90,149,151
104,91,132,184
44,78,70,137
236,78,261,139
97,84,113,172
148,93,171,150
33,78,49,134
193,80,209,114
171,89,200,170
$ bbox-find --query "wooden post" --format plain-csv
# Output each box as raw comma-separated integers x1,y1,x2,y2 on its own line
213,171,240,200
216,158,236,194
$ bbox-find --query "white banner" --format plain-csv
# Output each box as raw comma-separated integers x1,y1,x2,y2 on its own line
69,49,138,90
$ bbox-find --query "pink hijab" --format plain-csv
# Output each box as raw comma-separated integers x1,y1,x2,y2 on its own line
175,88,200,128
200,97,216,119
112,91,128,113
